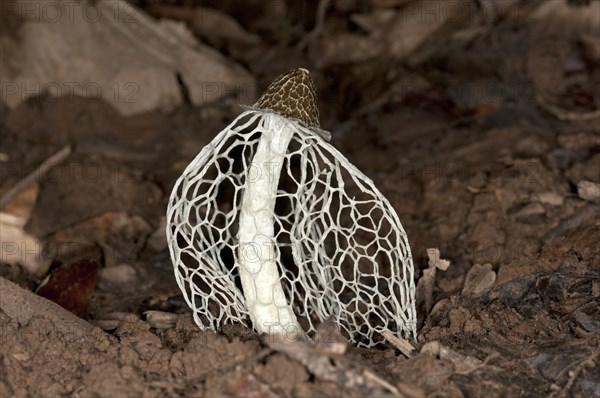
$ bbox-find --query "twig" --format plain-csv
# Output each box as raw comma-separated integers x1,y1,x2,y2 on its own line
382,330,417,358
267,334,398,395
216,348,273,375
453,352,500,376
362,369,403,397
0,145,71,208
536,94,600,121
297,0,330,50
555,343,600,398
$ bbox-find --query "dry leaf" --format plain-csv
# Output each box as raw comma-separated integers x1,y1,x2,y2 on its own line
1,0,255,116
0,212,49,276
36,259,99,315
462,263,496,297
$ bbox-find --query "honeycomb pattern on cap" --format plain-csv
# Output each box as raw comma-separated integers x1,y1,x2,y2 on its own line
253,68,320,128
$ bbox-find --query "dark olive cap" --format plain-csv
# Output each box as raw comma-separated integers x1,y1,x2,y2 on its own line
253,68,320,128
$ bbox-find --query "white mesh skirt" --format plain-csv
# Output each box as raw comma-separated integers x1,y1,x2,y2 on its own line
166,69,416,347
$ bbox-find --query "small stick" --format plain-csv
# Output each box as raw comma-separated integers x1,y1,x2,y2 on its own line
0,146,71,208
536,94,600,121
362,369,403,397
382,330,417,358
297,0,330,50
555,343,600,398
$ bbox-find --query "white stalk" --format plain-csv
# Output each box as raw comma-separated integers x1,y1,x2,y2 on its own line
237,113,301,336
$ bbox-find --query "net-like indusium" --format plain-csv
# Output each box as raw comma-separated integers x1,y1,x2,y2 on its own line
166,69,416,347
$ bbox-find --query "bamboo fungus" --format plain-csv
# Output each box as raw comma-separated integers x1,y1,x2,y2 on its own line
166,69,416,347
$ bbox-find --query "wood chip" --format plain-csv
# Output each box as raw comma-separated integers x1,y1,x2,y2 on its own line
577,180,600,204
144,311,180,329
382,330,417,358
462,263,496,297
427,248,450,271
416,248,451,326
